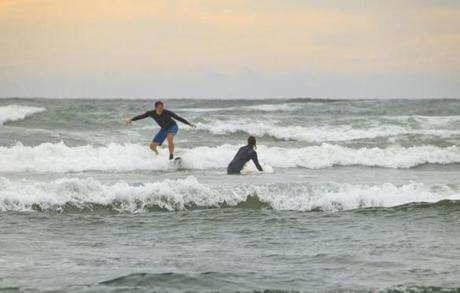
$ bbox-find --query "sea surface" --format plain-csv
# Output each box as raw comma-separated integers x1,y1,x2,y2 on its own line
0,98,459,292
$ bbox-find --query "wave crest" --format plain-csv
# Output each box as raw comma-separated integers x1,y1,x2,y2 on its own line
0,104,46,125
196,117,460,142
0,142,459,173
1,176,459,213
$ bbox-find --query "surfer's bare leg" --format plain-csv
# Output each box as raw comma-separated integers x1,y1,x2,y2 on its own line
149,142,159,155
166,133,174,159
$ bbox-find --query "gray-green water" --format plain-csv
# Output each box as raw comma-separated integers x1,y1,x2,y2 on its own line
0,98,459,292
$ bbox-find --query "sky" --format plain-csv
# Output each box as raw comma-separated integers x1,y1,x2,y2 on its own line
0,0,459,99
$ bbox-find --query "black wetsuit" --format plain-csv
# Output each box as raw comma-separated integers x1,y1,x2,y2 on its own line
132,109,191,128
227,145,263,174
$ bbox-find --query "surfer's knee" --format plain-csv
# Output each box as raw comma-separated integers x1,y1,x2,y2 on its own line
166,133,174,143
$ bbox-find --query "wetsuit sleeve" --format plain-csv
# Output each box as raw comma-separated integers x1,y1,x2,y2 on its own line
168,110,192,126
131,111,152,121
251,151,263,172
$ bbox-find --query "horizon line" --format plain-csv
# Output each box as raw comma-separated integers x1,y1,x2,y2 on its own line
1,96,459,101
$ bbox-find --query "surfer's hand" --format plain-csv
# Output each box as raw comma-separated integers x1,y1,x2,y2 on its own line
190,124,197,128
123,118,132,125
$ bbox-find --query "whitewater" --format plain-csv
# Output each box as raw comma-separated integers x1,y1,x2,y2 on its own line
1,141,459,173
0,99,459,207
1,98,459,292
0,104,45,125
196,117,460,143
1,176,459,212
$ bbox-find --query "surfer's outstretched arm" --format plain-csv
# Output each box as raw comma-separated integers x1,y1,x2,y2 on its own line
168,110,196,128
123,111,153,125
251,152,263,172
131,111,154,121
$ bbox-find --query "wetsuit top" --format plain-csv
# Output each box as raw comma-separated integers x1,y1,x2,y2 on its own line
131,109,191,129
227,145,263,174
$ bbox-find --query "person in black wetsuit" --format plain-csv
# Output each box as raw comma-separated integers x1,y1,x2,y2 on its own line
123,101,195,160
227,136,263,174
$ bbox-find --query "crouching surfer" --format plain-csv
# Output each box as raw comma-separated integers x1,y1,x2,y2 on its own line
123,101,196,160
227,136,263,174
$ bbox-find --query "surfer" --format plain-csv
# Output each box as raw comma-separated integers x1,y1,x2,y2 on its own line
227,136,263,174
123,101,195,160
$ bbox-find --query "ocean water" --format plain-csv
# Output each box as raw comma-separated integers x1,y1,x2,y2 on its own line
0,98,459,292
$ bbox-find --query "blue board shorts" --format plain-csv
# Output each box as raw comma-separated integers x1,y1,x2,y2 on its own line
153,125,178,145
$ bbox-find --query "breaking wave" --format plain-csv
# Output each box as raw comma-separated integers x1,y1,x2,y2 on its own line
196,117,460,142
0,176,459,212
0,104,46,125
177,103,304,113
1,142,459,173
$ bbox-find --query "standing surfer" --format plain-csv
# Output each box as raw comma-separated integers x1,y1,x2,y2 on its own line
227,136,263,174
123,101,195,160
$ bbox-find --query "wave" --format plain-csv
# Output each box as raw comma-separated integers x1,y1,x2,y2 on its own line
1,176,459,212
381,285,460,293
177,103,304,113
244,103,304,112
1,142,459,173
386,115,460,127
99,274,460,293
99,272,239,289
0,104,46,125
196,120,460,142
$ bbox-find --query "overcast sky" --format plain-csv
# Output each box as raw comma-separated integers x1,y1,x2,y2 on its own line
1,0,459,99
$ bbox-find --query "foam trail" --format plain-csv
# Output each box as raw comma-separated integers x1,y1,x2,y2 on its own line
196,120,460,142
1,142,459,173
0,176,459,212
0,105,46,125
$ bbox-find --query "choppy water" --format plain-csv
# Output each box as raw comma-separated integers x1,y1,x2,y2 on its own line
0,98,459,292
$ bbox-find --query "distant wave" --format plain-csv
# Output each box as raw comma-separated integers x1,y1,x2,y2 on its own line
0,142,459,173
245,103,304,111
386,115,460,127
0,104,46,125
177,103,305,113
196,118,460,142
1,176,459,212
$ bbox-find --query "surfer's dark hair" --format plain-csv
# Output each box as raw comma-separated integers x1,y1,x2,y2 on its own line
154,101,164,108
248,136,256,148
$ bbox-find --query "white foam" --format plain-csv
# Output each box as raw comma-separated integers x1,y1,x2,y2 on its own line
196,118,460,142
0,176,458,212
0,176,218,212
244,103,303,112
0,104,46,125
252,180,460,211
0,142,171,173
0,142,459,173
241,163,274,175
177,103,303,113
176,107,229,112
384,115,460,127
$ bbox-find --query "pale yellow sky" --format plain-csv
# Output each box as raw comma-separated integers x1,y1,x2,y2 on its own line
1,0,459,98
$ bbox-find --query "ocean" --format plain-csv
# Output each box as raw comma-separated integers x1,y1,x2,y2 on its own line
0,98,459,292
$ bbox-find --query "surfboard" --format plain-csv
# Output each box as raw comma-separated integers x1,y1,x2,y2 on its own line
241,162,274,175
171,157,183,169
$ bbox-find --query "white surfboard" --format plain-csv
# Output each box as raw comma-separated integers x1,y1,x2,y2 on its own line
241,162,274,175
170,157,184,169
